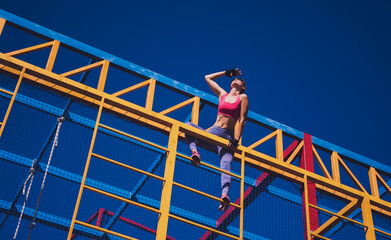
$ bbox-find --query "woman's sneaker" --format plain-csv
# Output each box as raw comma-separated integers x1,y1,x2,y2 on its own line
191,152,201,166
218,194,230,211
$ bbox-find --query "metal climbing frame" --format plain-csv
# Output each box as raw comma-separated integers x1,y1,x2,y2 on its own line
0,9,390,240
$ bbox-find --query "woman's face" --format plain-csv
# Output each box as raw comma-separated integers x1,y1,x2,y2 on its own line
231,78,246,92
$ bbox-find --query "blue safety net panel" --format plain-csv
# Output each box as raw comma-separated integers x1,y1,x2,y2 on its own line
315,189,367,240
373,210,391,240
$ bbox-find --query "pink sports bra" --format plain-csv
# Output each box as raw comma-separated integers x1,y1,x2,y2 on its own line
217,93,241,120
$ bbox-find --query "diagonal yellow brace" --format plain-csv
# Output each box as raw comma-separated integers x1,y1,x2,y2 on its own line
338,155,368,193
0,67,25,139
313,198,359,235
5,41,54,57
0,18,6,37
159,97,195,115
285,140,303,164
111,79,151,97
375,170,391,196
248,130,278,149
60,60,104,77
312,145,332,179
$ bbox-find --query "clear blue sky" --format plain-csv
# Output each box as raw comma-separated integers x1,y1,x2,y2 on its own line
2,0,391,167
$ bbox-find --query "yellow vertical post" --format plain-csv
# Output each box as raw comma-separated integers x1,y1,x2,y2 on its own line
239,150,245,240
368,167,379,198
156,123,179,239
97,60,110,92
304,174,312,240
275,129,283,161
191,96,200,125
67,97,105,240
45,40,60,71
361,197,376,240
145,79,156,110
0,18,6,37
331,152,340,183
0,67,25,139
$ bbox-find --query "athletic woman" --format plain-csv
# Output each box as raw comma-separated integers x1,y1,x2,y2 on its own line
185,68,249,211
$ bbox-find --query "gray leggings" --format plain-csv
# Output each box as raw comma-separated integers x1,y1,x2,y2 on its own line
185,122,234,195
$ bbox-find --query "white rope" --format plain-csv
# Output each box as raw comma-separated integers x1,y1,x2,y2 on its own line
13,159,36,239
40,117,64,194
27,117,64,240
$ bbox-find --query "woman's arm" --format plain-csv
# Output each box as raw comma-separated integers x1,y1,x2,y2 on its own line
229,94,249,147
205,69,242,98
205,71,227,98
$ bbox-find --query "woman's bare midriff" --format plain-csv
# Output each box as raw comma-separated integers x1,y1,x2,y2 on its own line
213,114,237,130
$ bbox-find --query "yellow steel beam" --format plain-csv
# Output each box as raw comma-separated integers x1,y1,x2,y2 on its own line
6,41,54,57
361,197,376,239
159,97,195,115
176,152,242,179
67,97,105,240
331,151,340,183
285,140,303,165
337,154,368,193
172,181,241,209
248,130,277,149
0,87,13,96
97,60,109,92
0,67,24,139
0,18,6,37
169,214,240,240
239,151,245,240
369,167,380,198
84,184,161,214
191,96,200,125
98,123,168,152
313,199,359,235
75,220,138,240
275,129,283,161
156,124,179,239
374,227,391,238
145,78,156,110
60,60,104,77
309,203,367,228
45,40,60,71
310,233,331,240
312,145,332,179
111,79,151,97
91,153,166,182
1,54,391,216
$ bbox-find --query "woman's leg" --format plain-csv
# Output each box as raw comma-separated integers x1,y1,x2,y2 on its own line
219,146,233,195
184,122,203,152
185,122,216,152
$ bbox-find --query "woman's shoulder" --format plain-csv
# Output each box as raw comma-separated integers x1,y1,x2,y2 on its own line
240,93,248,100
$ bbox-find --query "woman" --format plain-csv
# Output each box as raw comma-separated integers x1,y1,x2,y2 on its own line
185,68,249,211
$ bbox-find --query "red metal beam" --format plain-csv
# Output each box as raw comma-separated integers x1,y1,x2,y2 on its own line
300,133,319,239
71,208,175,240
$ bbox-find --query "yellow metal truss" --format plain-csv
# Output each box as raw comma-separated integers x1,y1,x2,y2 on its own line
0,22,390,239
